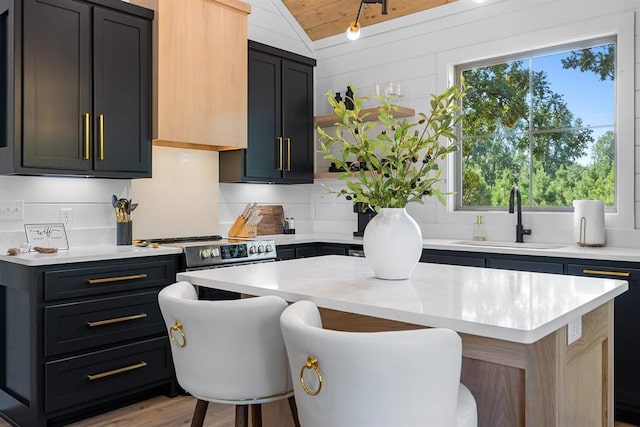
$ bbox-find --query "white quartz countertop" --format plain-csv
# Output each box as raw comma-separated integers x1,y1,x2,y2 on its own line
0,245,182,266
266,232,640,263
177,255,628,344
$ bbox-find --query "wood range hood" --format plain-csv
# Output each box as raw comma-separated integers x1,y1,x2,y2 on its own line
131,0,251,152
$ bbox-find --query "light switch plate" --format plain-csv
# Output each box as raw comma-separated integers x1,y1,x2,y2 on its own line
567,316,582,345
0,200,24,220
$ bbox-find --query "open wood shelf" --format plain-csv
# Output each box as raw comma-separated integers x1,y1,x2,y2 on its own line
314,105,415,128
313,172,343,179
313,171,375,179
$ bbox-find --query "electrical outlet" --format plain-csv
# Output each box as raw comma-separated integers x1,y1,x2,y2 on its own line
60,208,73,228
567,316,582,345
0,200,24,220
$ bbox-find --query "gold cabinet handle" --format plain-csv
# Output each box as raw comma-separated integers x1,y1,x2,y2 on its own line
582,269,630,278
83,113,90,160
300,356,322,396
87,313,148,328
99,114,105,160
87,273,148,284
277,137,283,171
87,361,147,381
285,137,291,171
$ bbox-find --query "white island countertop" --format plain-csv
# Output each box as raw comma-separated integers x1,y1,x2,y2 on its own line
178,255,628,344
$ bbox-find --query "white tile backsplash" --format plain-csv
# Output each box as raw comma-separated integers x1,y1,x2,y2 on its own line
0,176,130,250
218,183,315,235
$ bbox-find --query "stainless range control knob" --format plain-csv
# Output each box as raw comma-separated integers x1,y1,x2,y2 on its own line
265,244,273,252
212,248,220,257
249,245,257,254
199,249,211,258
257,245,265,253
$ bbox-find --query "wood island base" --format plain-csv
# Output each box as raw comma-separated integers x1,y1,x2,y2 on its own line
259,301,614,427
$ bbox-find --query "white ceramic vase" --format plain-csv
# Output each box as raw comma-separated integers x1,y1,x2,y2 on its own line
363,208,422,280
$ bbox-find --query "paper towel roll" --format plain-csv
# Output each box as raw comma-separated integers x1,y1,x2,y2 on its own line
573,200,605,247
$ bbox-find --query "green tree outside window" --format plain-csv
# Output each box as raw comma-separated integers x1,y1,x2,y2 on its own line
458,40,615,209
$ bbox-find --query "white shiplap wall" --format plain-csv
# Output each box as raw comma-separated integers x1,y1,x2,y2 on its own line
245,0,315,58
308,0,640,247
220,0,640,245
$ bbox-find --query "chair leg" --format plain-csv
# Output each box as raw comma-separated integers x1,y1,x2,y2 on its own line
250,404,262,427
190,399,209,427
235,405,249,427
288,396,300,427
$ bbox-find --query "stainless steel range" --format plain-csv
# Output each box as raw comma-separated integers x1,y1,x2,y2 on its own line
150,235,277,271
149,235,278,300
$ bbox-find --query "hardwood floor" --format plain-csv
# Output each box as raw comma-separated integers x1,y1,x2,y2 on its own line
66,395,235,427
0,394,637,426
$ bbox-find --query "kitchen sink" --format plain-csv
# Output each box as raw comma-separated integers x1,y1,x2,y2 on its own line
453,240,567,250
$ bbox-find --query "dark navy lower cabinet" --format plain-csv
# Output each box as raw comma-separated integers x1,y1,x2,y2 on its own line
421,249,485,267
486,255,564,274
0,255,180,427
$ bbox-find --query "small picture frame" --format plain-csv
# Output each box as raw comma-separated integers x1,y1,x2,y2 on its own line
24,223,69,250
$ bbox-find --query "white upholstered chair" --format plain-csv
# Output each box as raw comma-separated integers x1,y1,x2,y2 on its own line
158,281,299,427
280,300,477,427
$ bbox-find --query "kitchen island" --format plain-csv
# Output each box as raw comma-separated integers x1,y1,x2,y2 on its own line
178,255,628,427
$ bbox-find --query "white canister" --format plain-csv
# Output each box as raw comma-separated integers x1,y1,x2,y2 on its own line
572,200,605,247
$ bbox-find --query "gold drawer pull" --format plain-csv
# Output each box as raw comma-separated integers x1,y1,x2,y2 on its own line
300,356,322,396
87,313,148,328
87,273,148,284
582,269,630,278
87,361,147,381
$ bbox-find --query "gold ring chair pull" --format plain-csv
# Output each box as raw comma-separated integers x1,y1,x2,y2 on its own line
300,356,322,396
169,321,186,347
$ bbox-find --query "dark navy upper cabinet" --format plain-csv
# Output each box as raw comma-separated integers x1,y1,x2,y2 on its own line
220,41,316,184
1,0,152,177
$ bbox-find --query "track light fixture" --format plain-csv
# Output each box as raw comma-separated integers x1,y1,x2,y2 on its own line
346,0,388,41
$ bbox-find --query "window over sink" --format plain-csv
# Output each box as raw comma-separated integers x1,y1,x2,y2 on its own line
454,37,616,211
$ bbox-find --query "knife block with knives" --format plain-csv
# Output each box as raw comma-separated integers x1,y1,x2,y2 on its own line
228,203,262,238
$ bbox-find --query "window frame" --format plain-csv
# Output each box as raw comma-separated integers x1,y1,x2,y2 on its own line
435,12,635,232
453,36,617,212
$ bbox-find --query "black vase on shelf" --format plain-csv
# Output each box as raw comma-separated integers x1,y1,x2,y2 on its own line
345,86,354,110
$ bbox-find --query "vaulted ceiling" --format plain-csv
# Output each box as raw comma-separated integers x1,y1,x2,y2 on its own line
282,0,459,41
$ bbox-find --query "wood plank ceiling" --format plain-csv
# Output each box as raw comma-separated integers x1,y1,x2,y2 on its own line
282,0,458,41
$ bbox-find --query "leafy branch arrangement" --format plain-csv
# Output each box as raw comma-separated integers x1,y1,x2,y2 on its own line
318,84,465,209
